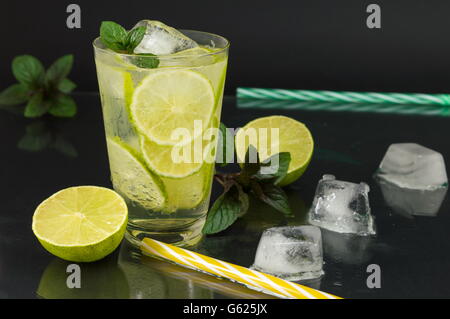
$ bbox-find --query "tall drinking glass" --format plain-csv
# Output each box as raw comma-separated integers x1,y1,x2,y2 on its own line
93,30,229,247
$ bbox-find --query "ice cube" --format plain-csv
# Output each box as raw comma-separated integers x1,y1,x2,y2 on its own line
377,178,447,217
308,175,375,236
375,143,448,190
251,226,324,281
132,20,198,55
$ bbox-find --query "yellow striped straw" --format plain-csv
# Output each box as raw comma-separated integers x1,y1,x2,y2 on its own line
141,238,341,299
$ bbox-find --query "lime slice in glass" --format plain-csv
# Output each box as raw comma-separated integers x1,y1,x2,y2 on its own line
140,135,204,178
107,137,166,209
235,115,314,186
32,186,128,262
130,69,215,145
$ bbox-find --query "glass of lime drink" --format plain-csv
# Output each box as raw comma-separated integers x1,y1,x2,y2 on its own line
93,27,229,247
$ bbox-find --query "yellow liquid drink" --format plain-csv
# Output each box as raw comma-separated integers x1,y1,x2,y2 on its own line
94,28,229,246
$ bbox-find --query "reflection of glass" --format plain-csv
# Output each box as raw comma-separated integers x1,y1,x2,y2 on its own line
118,242,212,299
18,121,77,157
37,256,129,299
119,243,272,299
93,31,229,247
377,179,448,217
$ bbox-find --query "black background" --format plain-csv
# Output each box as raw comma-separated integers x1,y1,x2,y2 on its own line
1,0,450,94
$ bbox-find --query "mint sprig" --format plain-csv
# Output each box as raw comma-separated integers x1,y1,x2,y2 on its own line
99,21,159,69
0,54,77,118
203,124,293,235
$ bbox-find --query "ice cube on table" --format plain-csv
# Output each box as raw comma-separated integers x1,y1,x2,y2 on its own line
132,20,198,55
251,226,324,281
375,143,448,190
309,175,375,236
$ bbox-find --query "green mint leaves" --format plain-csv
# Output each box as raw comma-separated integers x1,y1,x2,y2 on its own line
0,54,77,118
99,21,159,69
203,125,293,235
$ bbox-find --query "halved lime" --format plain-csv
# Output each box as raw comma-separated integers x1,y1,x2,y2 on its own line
32,186,128,262
107,137,166,209
129,69,215,145
235,116,314,186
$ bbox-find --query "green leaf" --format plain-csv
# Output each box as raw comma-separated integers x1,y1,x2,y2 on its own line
24,92,47,118
202,188,241,235
0,84,29,105
131,53,160,69
216,122,234,167
252,181,293,217
58,78,77,93
45,55,74,86
48,95,77,117
100,21,128,51
243,145,261,175
125,26,146,51
237,145,261,186
235,183,250,217
256,152,291,185
12,55,45,88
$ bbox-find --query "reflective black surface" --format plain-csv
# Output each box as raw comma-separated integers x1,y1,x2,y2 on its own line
1,94,449,298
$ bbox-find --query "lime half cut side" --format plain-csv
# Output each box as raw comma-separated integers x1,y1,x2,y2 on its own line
130,69,215,146
235,115,314,186
107,137,166,210
32,186,128,262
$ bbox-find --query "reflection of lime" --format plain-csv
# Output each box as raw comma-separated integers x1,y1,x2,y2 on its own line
107,137,166,210
130,69,215,145
235,116,314,186
32,186,128,262
37,257,129,299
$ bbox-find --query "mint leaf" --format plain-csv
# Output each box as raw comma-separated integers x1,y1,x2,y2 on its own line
100,21,128,51
0,84,29,105
237,145,261,186
48,95,77,117
58,78,77,93
46,55,74,86
125,26,146,51
243,145,261,175
24,92,47,118
202,188,241,235
235,183,249,217
131,53,160,69
216,123,234,167
256,152,291,185
252,181,293,217
12,55,45,89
